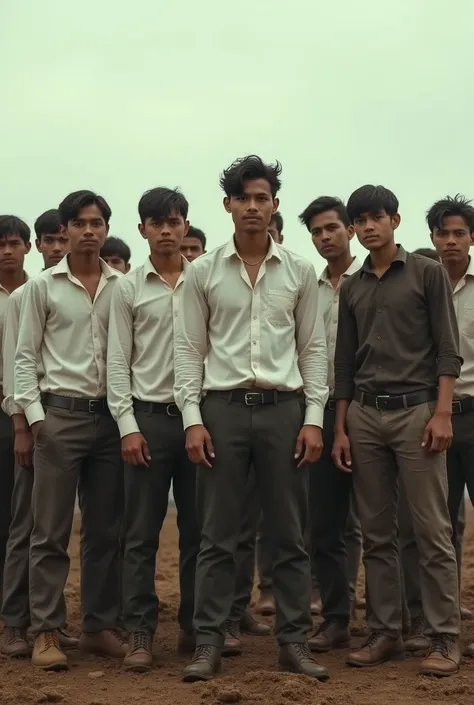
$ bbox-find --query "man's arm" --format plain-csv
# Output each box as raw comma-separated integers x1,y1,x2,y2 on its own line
334,282,358,412
426,264,462,384
173,265,209,430
14,278,47,426
295,264,328,428
2,292,23,420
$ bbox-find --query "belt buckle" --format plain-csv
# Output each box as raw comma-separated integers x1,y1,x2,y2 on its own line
88,399,101,413
166,403,180,417
375,395,390,410
244,392,264,406
452,400,463,414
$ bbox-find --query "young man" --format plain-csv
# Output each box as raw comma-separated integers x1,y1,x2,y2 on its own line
267,211,284,244
107,187,200,672
14,190,125,671
333,185,461,677
174,155,329,682
428,194,474,658
299,196,362,653
100,235,131,273
0,216,31,610
181,225,206,262
1,209,74,657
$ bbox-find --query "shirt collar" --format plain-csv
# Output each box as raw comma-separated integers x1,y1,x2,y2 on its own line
52,255,119,279
318,256,362,283
464,256,474,278
222,235,283,262
361,244,407,274
0,271,29,294
143,255,189,279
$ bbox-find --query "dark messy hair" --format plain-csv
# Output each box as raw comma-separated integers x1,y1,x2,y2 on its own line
58,190,112,227
413,247,440,262
219,155,282,198
0,215,31,244
298,196,350,231
138,187,189,224
186,226,206,250
347,185,399,223
100,236,131,264
34,209,61,239
270,211,284,234
426,194,474,234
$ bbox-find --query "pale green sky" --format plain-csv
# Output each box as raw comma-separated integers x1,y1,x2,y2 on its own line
1,1,473,274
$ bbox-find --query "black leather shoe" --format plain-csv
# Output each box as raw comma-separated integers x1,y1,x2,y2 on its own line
240,612,271,636
182,645,221,682
308,621,350,653
279,642,329,681
222,621,242,656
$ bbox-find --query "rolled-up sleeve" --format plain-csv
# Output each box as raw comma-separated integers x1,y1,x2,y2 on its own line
334,281,358,400
427,264,462,378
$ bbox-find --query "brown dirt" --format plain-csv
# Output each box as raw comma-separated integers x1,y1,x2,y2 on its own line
1,508,474,705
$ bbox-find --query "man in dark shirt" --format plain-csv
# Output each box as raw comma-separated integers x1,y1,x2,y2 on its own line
333,185,461,677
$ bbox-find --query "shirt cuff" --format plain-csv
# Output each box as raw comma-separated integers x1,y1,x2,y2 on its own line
304,403,324,429
182,403,203,431
2,396,23,417
118,413,140,439
25,401,45,426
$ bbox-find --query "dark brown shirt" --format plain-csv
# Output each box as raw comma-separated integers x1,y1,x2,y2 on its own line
334,245,462,400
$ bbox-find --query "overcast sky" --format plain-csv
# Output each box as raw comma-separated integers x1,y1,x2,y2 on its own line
1,1,473,274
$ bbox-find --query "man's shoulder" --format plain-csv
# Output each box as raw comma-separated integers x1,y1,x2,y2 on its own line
407,251,443,272
189,244,228,276
277,246,315,276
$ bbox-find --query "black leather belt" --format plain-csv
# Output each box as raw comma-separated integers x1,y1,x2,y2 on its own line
354,388,437,411
42,393,110,414
207,389,299,406
133,399,181,417
452,397,474,415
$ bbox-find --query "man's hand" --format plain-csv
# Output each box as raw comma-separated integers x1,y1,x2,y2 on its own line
31,421,43,443
14,427,34,468
422,411,452,453
185,424,215,467
294,425,323,467
121,432,151,466
332,429,352,472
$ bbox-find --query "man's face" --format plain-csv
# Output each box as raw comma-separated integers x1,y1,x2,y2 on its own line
36,232,70,268
0,234,31,274
431,215,474,265
353,209,400,251
181,236,204,262
268,221,283,244
310,210,353,261
65,204,108,255
102,255,130,274
139,210,189,255
224,179,278,234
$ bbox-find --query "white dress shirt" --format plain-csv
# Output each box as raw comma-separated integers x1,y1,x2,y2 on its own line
452,256,474,398
14,256,120,426
2,283,28,416
0,276,28,398
107,256,188,438
174,236,328,430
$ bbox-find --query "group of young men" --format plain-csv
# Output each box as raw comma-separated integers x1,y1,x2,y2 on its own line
0,155,473,685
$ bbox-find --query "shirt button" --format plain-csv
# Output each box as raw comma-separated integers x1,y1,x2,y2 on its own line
377,364,383,369
253,316,257,320
376,335,381,340
253,341,257,345
376,308,382,313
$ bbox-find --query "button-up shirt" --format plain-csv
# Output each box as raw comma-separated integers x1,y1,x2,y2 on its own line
452,256,474,398
107,256,188,438
2,283,35,416
335,245,461,400
0,275,28,397
318,257,362,396
174,236,328,430
14,256,120,426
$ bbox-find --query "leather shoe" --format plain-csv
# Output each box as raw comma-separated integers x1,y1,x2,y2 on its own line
240,612,271,636
419,634,460,676
178,630,196,654
460,606,473,620
123,631,152,673
183,644,221,682
255,589,275,616
2,627,31,657
279,642,329,681
308,621,350,653
79,629,127,658
58,629,79,650
404,616,429,652
346,632,405,667
222,620,242,656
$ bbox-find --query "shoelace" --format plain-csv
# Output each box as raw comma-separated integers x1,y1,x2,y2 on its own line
429,633,454,657
44,631,59,649
191,644,213,662
7,627,25,644
365,632,383,648
107,629,127,645
131,631,149,652
224,620,239,638
292,643,313,661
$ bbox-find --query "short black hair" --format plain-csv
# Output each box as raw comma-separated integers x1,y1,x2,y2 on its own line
270,212,284,234
414,247,440,262
426,194,474,234
0,215,31,244
138,187,188,224
298,196,350,231
220,155,282,198
347,185,399,223
186,226,206,250
34,209,61,239
100,236,131,263
58,190,112,227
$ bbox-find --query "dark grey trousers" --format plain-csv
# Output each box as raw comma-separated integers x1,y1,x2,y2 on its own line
194,393,311,647
0,409,15,610
446,411,474,552
122,409,200,634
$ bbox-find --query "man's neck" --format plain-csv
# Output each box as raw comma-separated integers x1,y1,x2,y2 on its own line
68,252,101,277
326,251,354,281
442,256,470,287
369,240,398,270
150,250,183,274
234,229,269,259
0,269,27,294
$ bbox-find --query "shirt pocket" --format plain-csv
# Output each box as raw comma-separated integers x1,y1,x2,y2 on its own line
461,304,474,339
266,289,296,327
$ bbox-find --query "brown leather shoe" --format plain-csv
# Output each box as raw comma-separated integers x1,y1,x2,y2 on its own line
58,629,79,650
255,589,275,616
404,616,429,653
460,605,473,620
2,627,31,657
308,621,350,653
346,632,405,667
32,631,68,671
123,631,153,673
222,621,242,656
240,612,271,636
177,630,196,654
311,591,322,616
182,645,221,682
79,629,127,658
279,642,329,681
419,634,460,677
